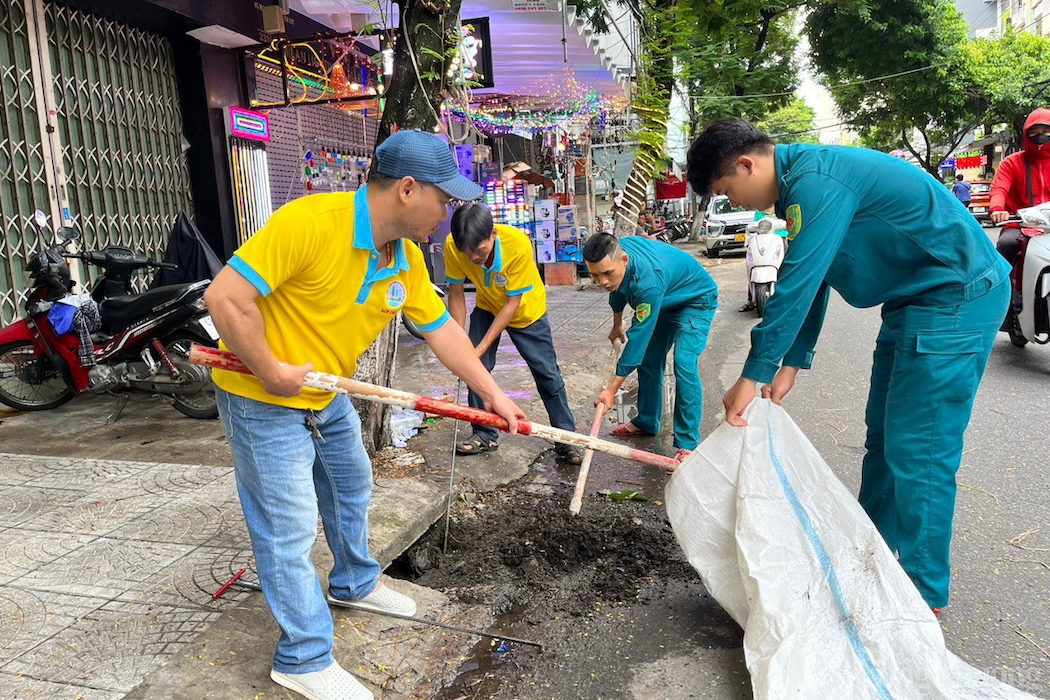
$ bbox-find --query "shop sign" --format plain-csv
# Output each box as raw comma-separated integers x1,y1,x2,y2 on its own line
513,0,550,10
229,106,270,142
954,150,986,170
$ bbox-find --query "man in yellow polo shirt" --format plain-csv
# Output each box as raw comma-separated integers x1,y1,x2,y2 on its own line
445,202,580,465
204,131,523,700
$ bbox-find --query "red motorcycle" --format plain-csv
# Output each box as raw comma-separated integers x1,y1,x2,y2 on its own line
0,224,218,420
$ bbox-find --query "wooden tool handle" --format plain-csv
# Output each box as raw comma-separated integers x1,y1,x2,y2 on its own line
191,344,679,470
570,340,624,515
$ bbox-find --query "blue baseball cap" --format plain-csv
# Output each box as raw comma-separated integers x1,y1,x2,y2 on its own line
373,130,483,202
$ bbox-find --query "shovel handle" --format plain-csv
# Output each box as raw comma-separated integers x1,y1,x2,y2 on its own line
569,340,623,515
190,345,679,470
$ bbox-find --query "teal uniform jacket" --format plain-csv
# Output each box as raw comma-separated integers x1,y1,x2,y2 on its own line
753,143,1011,610
745,143,1010,384
610,236,718,378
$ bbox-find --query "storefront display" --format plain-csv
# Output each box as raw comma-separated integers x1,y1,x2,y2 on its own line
484,179,531,235
226,107,274,246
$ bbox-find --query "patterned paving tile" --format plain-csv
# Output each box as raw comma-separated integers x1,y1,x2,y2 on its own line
0,588,106,666
103,480,244,548
0,453,65,487
116,463,232,499
15,536,195,599
0,671,122,700
14,455,152,491
118,545,256,610
0,528,97,585
14,489,160,537
0,485,86,529
2,600,220,693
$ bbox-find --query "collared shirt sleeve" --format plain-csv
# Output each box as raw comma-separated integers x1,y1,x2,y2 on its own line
742,173,858,383
228,207,321,296
503,247,534,297
443,235,467,285
782,281,831,369
403,244,450,333
609,290,627,314
616,283,665,377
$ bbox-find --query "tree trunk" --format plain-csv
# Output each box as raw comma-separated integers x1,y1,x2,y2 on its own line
354,0,463,455
378,0,464,141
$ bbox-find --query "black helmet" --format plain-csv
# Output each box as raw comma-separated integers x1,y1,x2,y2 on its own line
27,246,72,300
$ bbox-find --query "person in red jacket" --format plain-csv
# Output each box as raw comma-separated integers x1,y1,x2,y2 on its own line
989,108,1050,264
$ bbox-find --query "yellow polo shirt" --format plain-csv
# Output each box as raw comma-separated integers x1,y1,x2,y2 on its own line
444,224,546,329
213,186,449,410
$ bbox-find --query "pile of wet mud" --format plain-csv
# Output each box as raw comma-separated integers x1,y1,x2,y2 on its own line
390,487,744,700
394,489,696,610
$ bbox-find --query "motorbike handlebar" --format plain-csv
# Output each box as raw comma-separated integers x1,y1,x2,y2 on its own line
66,250,178,271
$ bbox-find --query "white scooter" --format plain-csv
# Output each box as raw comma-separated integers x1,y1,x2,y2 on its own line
1004,205,1050,346
744,216,787,317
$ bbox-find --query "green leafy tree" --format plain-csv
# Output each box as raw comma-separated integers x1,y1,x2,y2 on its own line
758,96,821,143
807,0,982,175
609,0,812,231
966,26,1050,143
679,3,803,126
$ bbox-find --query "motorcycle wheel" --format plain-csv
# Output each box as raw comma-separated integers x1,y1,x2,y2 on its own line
1006,313,1029,348
162,332,218,419
0,340,75,411
402,315,425,340
754,283,771,318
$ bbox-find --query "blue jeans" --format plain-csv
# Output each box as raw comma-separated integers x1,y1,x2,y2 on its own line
216,387,381,673
467,309,576,440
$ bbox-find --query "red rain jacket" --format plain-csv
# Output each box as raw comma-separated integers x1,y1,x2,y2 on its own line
990,108,1050,214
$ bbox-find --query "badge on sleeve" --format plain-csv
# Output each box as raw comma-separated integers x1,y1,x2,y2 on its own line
786,204,802,240
635,303,651,323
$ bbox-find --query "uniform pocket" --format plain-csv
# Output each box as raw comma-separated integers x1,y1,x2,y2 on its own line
912,330,983,405
914,330,980,355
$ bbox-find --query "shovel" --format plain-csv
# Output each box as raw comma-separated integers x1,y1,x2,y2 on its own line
189,345,679,471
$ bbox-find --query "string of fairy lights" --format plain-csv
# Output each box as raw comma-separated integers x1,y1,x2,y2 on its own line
445,69,628,135
250,38,626,136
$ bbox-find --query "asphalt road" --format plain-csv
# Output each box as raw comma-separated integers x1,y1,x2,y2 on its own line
701,230,1049,696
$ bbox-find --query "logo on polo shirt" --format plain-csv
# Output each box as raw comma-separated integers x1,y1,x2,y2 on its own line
494,272,508,286
635,303,651,323
386,281,407,309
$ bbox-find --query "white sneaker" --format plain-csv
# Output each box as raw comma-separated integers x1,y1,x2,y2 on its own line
270,661,373,700
327,582,417,617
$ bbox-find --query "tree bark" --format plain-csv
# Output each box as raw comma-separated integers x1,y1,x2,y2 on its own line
378,0,464,142
355,0,463,455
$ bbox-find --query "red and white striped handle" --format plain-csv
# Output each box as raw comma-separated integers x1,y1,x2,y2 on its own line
190,344,679,470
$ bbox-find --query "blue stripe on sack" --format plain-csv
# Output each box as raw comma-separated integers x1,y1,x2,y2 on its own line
765,411,895,700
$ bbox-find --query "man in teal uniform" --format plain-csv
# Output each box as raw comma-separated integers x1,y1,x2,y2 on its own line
686,118,1010,614
583,233,718,456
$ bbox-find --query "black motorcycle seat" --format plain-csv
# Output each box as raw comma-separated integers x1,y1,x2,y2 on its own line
100,283,200,331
